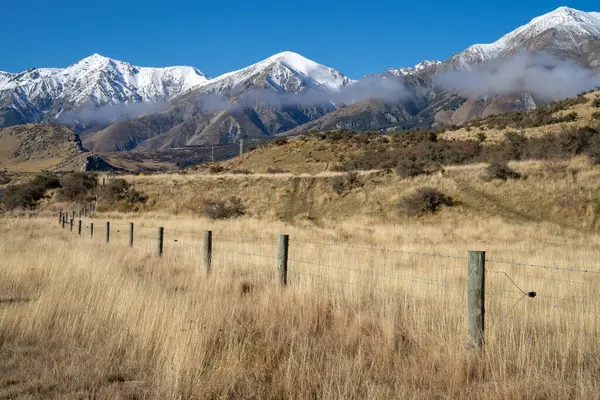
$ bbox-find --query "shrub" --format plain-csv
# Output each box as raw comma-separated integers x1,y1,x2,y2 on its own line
57,173,97,202
587,135,600,165
0,170,11,185
230,169,252,175
592,112,600,120
483,162,522,181
2,172,61,210
503,132,527,161
395,158,425,178
592,98,600,108
265,167,288,174
208,165,224,174
98,179,146,204
398,187,454,216
330,172,361,195
3,184,46,210
203,197,245,219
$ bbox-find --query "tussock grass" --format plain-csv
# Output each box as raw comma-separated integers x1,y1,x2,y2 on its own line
2,215,600,398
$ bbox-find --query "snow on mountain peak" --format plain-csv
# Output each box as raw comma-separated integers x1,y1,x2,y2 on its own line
199,51,353,93
450,6,600,69
387,60,442,76
0,54,209,124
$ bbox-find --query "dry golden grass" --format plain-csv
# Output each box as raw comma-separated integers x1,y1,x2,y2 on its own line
442,91,600,144
3,211,600,399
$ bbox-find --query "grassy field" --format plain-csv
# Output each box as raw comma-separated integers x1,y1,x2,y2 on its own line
2,210,600,398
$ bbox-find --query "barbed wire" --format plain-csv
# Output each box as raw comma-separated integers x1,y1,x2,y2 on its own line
511,273,600,287
290,238,466,261
289,270,462,307
486,259,600,275
288,257,448,287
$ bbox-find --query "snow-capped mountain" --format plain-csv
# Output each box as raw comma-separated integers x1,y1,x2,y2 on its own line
447,7,600,70
193,51,353,95
0,54,208,126
385,61,442,77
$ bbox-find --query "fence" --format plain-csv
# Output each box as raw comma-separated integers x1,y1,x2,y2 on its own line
56,208,600,349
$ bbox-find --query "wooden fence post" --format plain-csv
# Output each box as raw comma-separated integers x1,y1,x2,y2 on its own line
69,218,74,232
78,219,82,235
105,222,110,243
90,222,94,238
72,210,75,220
203,231,212,274
157,227,164,257
467,251,486,350
278,234,289,286
59,209,62,224
129,222,134,247
102,177,106,187
62,216,66,229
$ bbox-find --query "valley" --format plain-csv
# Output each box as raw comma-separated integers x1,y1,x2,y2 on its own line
2,3,600,399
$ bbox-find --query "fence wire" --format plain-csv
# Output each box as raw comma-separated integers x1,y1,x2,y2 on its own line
55,217,600,338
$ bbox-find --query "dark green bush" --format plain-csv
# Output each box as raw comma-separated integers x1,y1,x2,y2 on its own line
395,158,425,178
203,197,245,219
3,184,46,210
587,135,600,165
330,172,361,195
0,170,11,185
57,173,97,202
398,187,454,216
2,172,61,210
503,132,527,161
592,98,600,108
483,162,522,181
98,179,146,204
266,167,288,174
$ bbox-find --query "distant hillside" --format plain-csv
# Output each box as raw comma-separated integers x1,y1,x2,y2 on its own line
219,90,600,174
0,123,117,172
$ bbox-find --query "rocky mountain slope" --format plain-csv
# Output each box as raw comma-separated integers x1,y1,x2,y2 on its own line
2,6,600,152
290,6,600,134
0,123,117,172
0,54,208,127
445,7,600,70
83,52,353,151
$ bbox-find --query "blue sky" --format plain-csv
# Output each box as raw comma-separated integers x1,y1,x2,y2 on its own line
1,0,598,79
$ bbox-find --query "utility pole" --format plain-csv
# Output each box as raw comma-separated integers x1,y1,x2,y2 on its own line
239,139,244,157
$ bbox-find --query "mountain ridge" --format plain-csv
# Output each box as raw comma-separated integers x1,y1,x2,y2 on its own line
2,6,600,153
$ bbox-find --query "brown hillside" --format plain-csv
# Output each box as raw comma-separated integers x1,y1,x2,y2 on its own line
0,124,86,172
218,90,600,175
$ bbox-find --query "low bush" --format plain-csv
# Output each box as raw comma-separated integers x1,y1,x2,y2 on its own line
587,135,600,165
57,173,98,202
330,172,361,195
98,179,146,204
2,172,61,210
592,112,600,120
203,197,245,219
0,170,11,185
230,169,253,175
398,187,454,216
3,184,46,210
592,98,600,108
395,158,425,178
265,167,288,174
483,162,522,181
208,165,225,174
